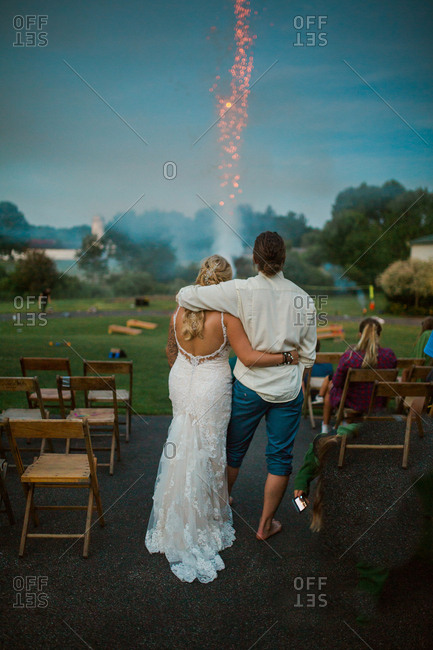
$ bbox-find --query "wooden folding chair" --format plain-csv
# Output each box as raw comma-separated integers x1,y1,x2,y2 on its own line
0,458,14,524
403,365,433,416
5,418,104,557
20,357,76,411
394,359,427,410
0,377,50,460
395,358,425,371
406,365,432,382
335,367,399,429
338,382,433,469
303,353,343,429
83,360,133,442
57,376,120,475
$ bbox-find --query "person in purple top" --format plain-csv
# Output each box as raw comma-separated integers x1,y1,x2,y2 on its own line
320,318,397,433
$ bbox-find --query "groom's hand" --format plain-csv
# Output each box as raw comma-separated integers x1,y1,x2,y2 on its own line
290,349,299,365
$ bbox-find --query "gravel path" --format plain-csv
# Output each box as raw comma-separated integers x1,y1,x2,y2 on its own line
1,414,431,649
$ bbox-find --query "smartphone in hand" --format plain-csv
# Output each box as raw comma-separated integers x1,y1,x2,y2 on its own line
292,494,308,512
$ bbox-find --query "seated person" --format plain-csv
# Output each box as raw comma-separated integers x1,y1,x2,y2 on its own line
414,316,433,364
401,316,433,383
319,318,397,433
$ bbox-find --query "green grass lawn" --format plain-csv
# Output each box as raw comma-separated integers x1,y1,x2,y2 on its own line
0,314,172,415
0,290,391,317
317,322,420,357
0,303,421,413
0,295,177,314
317,291,387,317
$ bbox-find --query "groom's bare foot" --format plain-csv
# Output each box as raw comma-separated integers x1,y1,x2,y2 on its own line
256,519,282,541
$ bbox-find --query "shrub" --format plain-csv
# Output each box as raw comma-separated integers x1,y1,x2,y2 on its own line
377,259,433,308
284,251,333,288
110,271,155,296
9,250,58,295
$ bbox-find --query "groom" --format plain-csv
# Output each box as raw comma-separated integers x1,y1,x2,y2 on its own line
177,231,317,540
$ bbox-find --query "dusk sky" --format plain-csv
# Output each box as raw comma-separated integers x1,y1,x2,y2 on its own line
1,0,432,231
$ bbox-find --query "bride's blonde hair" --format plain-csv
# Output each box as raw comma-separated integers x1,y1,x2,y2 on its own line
181,255,232,341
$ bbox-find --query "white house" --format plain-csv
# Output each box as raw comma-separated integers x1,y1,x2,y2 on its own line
410,235,433,262
2,215,106,272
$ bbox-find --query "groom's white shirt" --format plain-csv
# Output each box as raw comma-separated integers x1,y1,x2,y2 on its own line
177,271,317,403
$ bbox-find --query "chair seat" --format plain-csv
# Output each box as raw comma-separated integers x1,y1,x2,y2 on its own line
21,453,95,483
343,408,364,420
309,377,324,391
67,408,115,424
88,389,129,402
0,409,45,422
30,389,72,401
402,396,419,409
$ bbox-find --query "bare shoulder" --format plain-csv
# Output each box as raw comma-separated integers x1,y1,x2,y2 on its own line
171,306,181,321
205,310,223,322
204,311,226,333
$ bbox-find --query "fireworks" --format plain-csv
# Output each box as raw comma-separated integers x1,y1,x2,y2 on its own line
212,0,255,205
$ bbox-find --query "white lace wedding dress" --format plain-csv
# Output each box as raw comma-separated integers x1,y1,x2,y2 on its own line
145,310,235,583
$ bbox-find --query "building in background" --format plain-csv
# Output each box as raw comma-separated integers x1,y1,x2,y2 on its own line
91,215,104,240
410,235,433,261
3,215,105,273
26,238,77,263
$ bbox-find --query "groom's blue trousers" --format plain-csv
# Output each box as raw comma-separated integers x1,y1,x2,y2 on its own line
227,381,303,476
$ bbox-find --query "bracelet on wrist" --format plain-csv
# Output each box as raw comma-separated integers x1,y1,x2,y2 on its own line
279,351,293,365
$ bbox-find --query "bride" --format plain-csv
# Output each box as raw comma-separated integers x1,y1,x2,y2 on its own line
145,255,296,583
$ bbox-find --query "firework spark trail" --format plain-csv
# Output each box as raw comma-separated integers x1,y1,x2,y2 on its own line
213,0,255,208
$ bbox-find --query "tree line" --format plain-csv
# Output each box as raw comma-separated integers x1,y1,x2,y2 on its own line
1,180,432,306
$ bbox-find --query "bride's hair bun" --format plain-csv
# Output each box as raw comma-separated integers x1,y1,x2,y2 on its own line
196,255,232,287
182,255,232,341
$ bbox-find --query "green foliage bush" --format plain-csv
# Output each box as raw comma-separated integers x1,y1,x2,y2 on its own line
284,250,333,287
377,259,433,310
110,271,156,296
321,181,433,284
10,250,58,295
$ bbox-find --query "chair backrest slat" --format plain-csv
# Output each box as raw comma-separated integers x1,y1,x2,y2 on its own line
84,360,133,398
84,360,132,375
315,353,343,365
396,357,425,369
373,381,433,398
7,418,85,439
62,375,116,391
21,357,72,373
0,377,46,416
0,377,38,392
408,365,432,382
346,368,398,383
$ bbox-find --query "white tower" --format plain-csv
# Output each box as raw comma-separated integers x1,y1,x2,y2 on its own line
91,215,104,240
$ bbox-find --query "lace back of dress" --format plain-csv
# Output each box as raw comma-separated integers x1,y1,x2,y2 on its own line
174,308,228,366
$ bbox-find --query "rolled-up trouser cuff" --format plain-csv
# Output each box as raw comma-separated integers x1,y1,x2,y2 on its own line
227,457,243,469
266,464,292,477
